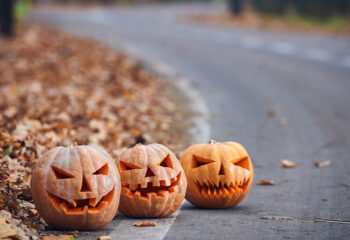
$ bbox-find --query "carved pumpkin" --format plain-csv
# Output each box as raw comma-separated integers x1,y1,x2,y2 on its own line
30,145,121,230
180,140,253,208
117,143,187,217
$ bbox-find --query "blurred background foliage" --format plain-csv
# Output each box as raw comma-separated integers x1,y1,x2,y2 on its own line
15,0,32,20
251,0,350,18
247,0,350,30
45,0,350,19
1,0,349,37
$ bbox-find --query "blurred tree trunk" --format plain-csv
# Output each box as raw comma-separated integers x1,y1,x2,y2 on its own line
0,0,14,37
228,0,243,16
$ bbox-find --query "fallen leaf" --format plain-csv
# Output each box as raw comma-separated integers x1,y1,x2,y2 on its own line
314,160,331,168
266,109,278,117
0,25,190,235
133,221,157,227
4,106,17,118
261,216,294,221
0,215,18,239
43,235,74,240
96,236,110,240
0,210,39,240
281,159,296,168
257,180,275,185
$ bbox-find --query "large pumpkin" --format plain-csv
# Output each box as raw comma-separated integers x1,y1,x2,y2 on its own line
180,140,253,208
117,143,187,217
31,145,121,230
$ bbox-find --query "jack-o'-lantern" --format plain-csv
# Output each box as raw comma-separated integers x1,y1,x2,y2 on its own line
180,140,253,208
117,143,187,218
30,145,121,230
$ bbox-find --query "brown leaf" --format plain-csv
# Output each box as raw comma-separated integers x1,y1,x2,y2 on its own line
0,215,18,239
314,160,331,168
281,159,296,168
0,24,187,235
96,236,111,240
257,180,275,185
133,221,157,227
43,235,74,240
266,109,278,117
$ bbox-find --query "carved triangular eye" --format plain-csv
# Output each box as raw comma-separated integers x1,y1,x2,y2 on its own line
192,155,216,168
119,161,142,171
231,157,249,170
51,166,75,179
93,163,109,175
158,154,173,169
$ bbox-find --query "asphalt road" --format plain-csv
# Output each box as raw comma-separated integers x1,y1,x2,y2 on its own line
28,3,350,240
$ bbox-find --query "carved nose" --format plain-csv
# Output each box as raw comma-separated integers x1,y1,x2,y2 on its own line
80,174,92,192
145,167,156,177
219,163,225,175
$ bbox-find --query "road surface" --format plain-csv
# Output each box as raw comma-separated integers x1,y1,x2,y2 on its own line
28,3,350,240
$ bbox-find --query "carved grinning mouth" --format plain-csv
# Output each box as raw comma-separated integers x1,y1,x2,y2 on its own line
195,179,250,198
47,186,115,214
122,172,181,199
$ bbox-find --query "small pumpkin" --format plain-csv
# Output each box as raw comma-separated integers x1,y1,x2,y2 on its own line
117,143,187,218
31,145,121,230
180,140,253,208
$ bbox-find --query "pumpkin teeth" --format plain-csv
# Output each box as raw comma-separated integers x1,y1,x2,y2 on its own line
168,186,175,193
141,182,148,188
152,180,160,187
228,187,235,194
46,187,115,213
83,205,88,213
122,172,181,197
147,192,156,198
222,188,229,197
60,202,68,213
88,198,97,207
157,190,167,197
134,191,141,197
194,180,247,198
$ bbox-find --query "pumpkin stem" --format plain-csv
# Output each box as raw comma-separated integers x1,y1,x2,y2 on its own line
70,141,78,147
209,140,216,144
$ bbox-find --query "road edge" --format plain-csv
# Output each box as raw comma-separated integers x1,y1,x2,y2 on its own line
117,44,211,240
120,44,211,146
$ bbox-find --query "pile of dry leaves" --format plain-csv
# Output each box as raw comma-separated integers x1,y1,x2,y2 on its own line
0,25,186,239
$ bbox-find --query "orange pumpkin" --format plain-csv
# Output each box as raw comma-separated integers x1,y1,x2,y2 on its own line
30,145,121,230
117,143,187,217
180,140,253,208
